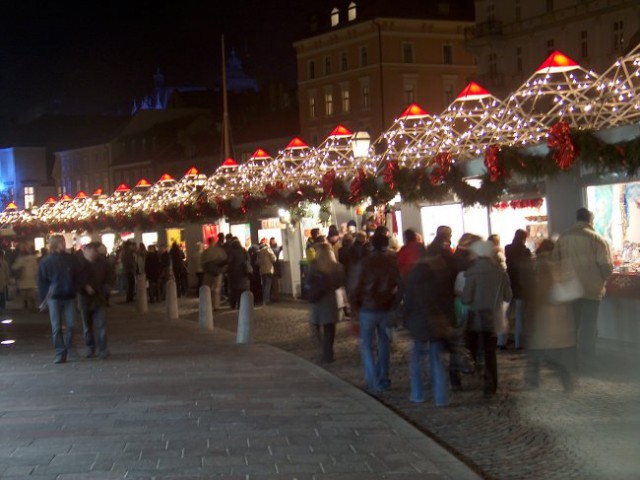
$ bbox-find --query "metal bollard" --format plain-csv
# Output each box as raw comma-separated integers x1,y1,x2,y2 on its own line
166,277,179,321
198,285,214,331
236,290,254,344
135,274,148,314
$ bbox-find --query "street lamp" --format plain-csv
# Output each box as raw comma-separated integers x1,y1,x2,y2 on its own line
351,131,371,158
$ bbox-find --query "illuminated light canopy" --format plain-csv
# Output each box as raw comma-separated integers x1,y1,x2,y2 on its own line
536,51,579,74
266,137,313,189
92,188,104,196
59,194,72,202
74,191,88,200
328,124,353,137
456,81,491,100
114,183,130,193
490,50,600,148
158,173,175,183
4,201,17,211
373,104,436,171
237,148,273,194
400,103,429,118
184,166,200,177
135,178,152,188
43,197,56,206
221,157,238,167
584,43,640,130
285,137,309,150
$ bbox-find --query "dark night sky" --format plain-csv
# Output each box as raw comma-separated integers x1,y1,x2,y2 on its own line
0,1,327,120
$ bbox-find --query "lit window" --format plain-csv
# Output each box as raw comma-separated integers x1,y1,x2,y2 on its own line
348,2,357,21
581,31,589,58
308,60,316,79
342,88,350,113
360,46,368,67
331,7,339,27
325,92,333,116
362,85,370,109
325,56,331,75
341,52,348,72
442,44,453,64
404,83,415,105
309,96,316,118
24,186,34,209
402,43,415,64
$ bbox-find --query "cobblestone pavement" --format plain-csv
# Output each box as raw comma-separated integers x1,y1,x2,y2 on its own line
0,297,479,480
185,298,640,480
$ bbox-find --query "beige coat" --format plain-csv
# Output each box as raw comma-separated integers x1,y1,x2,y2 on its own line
12,253,39,290
525,254,576,350
256,246,276,275
552,221,613,300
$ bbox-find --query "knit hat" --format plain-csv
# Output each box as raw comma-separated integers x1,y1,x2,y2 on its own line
468,240,493,258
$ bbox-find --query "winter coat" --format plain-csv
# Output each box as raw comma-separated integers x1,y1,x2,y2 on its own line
505,242,532,299
12,254,38,289
525,253,576,350
403,255,456,342
350,250,400,312
77,254,111,301
256,246,276,276
144,252,161,281
200,244,228,276
37,252,79,301
552,221,613,300
227,242,251,291
308,264,345,325
462,257,512,333
397,241,426,278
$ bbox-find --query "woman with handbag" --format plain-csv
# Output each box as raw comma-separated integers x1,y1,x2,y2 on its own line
306,242,345,363
462,240,513,398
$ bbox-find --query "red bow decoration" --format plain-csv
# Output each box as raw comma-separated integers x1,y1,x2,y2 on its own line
350,168,366,200
322,169,337,196
429,152,452,185
484,145,503,182
547,121,577,170
382,160,399,190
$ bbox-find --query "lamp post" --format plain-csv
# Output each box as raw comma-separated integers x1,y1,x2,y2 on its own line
351,131,371,158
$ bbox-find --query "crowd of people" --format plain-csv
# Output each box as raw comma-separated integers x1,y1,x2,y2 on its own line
304,207,613,407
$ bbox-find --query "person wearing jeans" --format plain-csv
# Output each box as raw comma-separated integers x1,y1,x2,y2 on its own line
256,241,276,306
349,232,400,393
502,229,532,350
358,309,392,392
77,241,111,359
38,235,79,364
409,340,448,406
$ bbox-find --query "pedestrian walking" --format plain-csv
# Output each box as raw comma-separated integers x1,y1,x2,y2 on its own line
200,236,228,310
462,240,513,397
403,250,456,407
552,208,613,372
524,239,576,391
37,235,79,364
502,229,533,350
349,232,400,393
269,237,282,302
144,245,161,304
77,242,112,359
256,239,277,306
306,242,345,363
227,238,251,309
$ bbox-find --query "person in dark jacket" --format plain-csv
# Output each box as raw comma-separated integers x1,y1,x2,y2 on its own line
77,241,112,359
403,251,456,406
349,232,400,393
37,235,79,364
502,229,533,350
121,240,136,302
169,242,187,297
307,242,346,363
145,245,161,304
227,238,251,309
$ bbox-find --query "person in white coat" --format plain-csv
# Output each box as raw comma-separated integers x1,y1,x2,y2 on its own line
256,241,277,306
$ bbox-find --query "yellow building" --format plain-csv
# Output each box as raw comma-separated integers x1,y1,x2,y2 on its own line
293,1,477,145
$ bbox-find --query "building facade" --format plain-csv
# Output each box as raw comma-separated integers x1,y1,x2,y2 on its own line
465,0,640,97
0,147,56,210
294,1,477,145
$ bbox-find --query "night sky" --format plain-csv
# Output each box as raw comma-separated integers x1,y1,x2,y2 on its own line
0,1,327,121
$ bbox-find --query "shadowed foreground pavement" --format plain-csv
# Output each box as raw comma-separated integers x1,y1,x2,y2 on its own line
0,299,479,480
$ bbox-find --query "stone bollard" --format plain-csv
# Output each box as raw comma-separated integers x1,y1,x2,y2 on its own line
166,277,179,321
198,285,214,331
135,274,148,314
236,290,254,344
